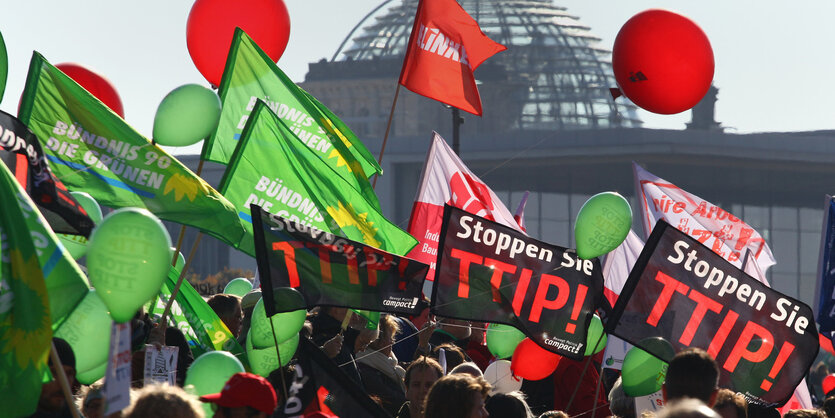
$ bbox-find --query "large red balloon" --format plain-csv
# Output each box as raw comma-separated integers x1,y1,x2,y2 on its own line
510,338,561,381
612,9,714,115
56,63,124,118
187,0,290,87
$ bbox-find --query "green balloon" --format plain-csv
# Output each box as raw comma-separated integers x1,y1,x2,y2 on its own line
246,330,298,377
0,30,7,103
54,289,112,382
574,192,632,260
57,192,103,260
250,292,306,349
584,314,607,356
76,361,107,386
153,84,221,147
87,207,172,323
621,339,672,397
185,351,245,417
224,278,253,297
486,323,526,359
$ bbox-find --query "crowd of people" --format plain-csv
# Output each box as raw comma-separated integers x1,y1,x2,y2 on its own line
26,290,835,418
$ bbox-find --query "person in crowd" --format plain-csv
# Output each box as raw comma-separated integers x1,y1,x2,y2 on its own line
783,410,827,418
354,325,380,355
130,309,194,388
823,395,835,418
29,338,78,418
310,307,363,386
80,382,104,418
658,399,720,418
200,372,278,418
712,389,747,418
391,314,420,365
663,348,719,406
396,356,444,418
539,411,569,418
485,390,534,418
464,322,493,371
609,376,636,418
236,290,261,346
449,361,483,378
430,342,469,373
357,314,407,416
429,318,472,350
423,374,491,418
207,294,243,338
125,384,203,418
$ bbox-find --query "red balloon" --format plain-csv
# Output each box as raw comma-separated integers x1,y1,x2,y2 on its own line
824,375,835,396
612,9,714,115
56,63,124,118
187,0,291,87
510,338,561,381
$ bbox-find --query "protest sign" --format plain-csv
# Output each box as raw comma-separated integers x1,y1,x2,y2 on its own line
144,345,179,386
103,322,131,414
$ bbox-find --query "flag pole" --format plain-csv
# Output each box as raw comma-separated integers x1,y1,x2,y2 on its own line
159,232,203,326
171,158,205,267
268,318,290,402
371,84,402,189
451,107,462,155
565,332,606,412
50,341,82,418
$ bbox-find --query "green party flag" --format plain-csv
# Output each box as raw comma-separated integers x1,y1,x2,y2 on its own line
0,162,55,416
18,52,250,254
203,28,381,207
220,101,417,256
156,268,248,366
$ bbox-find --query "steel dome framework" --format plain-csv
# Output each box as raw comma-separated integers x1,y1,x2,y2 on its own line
331,0,642,130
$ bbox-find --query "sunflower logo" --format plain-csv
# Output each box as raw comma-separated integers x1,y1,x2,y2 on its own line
163,173,200,202
325,201,381,248
0,250,52,371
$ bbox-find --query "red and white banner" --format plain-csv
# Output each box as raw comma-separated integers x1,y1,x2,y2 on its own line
407,132,523,280
633,162,776,280
602,229,644,306
399,0,506,115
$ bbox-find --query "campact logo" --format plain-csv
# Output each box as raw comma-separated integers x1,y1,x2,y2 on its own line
383,297,419,310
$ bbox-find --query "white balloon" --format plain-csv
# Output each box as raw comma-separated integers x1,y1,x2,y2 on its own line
484,359,523,394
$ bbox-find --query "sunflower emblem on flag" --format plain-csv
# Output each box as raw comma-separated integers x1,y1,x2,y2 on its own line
325,201,381,249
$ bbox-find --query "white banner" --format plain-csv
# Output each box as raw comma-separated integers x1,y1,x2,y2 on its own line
103,322,131,415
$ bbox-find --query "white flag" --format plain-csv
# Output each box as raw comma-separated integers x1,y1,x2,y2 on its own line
407,132,523,280
633,162,775,281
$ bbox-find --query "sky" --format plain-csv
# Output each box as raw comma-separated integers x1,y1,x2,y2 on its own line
1,1,834,156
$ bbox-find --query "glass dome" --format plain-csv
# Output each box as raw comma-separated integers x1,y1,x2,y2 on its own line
331,0,642,130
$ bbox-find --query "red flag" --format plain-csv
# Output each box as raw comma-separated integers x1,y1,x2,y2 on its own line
398,0,506,116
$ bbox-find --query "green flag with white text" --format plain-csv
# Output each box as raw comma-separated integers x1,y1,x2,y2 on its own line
0,161,55,416
220,101,417,257
18,52,251,254
203,28,381,207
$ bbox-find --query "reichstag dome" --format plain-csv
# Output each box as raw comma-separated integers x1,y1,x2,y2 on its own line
180,0,835,309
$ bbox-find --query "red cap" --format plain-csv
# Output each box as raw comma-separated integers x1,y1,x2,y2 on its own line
199,372,278,414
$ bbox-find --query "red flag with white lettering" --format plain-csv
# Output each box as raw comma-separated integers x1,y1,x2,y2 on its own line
407,132,523,280
633,162,776,280
399,0,506,115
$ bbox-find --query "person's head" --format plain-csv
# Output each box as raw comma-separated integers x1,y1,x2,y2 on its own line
450,362,483,378
405,356,444,416
368,314,400,357
609,376,637,418
823,395,835,418
431,343,468,372
539,412,570,418
81,382,105,418
410,299,431,330
783,410,827,418
712,389,747,418
484,391,533,418
663,348,719,405
424,374,491,418
200,372,278,418
207,294,243,337
125,384,204,418
439,317,472,340
658,399,720,418
38,337,77,413
354,326,380,354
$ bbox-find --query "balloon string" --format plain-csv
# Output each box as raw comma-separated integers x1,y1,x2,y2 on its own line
565,331,605,412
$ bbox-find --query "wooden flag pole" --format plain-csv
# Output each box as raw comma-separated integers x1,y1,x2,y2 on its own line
50,341,82,418
372,84,402,189
170,159,205,267
159,232,203,326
